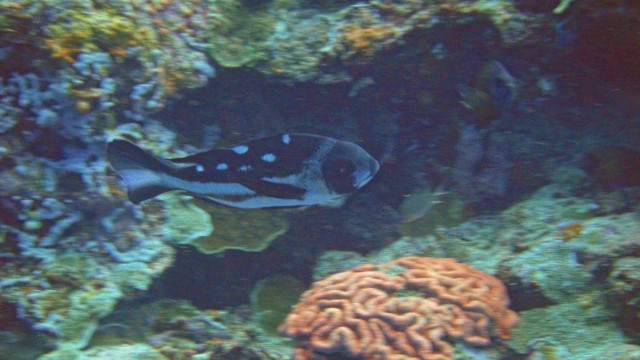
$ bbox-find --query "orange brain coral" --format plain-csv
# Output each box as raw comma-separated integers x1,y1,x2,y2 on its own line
280,256,519,360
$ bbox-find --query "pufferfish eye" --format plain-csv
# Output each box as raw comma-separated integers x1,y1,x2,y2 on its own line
336,158,356,176
322,157,359,194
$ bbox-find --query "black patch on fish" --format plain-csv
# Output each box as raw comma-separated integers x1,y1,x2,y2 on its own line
184,191,257,205
237,177,306,200
322,157,358,194
170,135,310,199
170,134,326,183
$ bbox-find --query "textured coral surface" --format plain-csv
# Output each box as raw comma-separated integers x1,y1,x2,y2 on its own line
281,256,518,360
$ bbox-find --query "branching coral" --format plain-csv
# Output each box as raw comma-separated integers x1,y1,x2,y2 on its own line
0,1,215,121
281,256,518,360
43,7,157,63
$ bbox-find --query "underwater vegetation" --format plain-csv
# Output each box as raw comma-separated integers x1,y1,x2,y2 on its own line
1,0,640,359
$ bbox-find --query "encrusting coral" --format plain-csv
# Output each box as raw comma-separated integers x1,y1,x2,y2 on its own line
280,256,518,360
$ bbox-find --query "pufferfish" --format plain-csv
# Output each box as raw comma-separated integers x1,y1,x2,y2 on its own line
107,133,380,208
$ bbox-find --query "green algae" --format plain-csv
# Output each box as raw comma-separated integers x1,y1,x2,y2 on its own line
250,274,304,336
40,344,168,360
161,193,214,246
505,240,594,304
509,301,625,359
207,0,291,67
186,198,289,254
162,192,289,254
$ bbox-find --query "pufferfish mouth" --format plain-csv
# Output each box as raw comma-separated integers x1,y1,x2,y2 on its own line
355,174,373,188
354,158,380,188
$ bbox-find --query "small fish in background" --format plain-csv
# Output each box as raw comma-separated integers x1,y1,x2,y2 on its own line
399,184,448,223
582,145,640,189
459,60,517,126
107,133,380,208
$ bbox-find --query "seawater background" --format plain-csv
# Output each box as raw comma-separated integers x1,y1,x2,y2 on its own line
0,1,639,359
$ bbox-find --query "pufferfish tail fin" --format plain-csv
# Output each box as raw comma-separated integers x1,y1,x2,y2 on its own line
107,139,173,204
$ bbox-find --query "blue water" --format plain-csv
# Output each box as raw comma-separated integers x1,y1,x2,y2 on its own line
1,1,639,359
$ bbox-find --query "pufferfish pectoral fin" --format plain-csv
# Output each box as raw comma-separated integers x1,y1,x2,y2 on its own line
107,139,173,203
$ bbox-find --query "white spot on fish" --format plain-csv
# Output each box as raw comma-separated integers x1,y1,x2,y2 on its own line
261,153,276,162
196,165,204,172
232,145,249,154
282,134,291,144
216,163,228,170
238,165,252,172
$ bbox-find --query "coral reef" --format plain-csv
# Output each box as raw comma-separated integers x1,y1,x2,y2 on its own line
0,72,68,134
156,191,291,256
159,193,214,247
0,117,180,354
70,299,292,360
281,256,518,360
587,344,640,360
311,177,640,358
206,0,283,68
1,0,215,123
2,0,638,93
40,344,168,360
607,257,640,338
0,195,176,352
207,0,556,82
1,0,639,359
509,301,624,360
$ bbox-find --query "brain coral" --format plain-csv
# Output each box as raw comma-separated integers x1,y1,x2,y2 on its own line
280,256,518,360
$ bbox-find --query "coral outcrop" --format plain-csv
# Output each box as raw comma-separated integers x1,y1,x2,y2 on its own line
281,256,518,360
1,0,215,122
163,196,289,254
314,179,640,359
84,299,292,359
